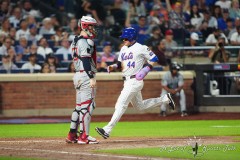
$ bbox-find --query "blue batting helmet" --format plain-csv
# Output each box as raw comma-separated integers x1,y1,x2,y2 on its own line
120,27,137,42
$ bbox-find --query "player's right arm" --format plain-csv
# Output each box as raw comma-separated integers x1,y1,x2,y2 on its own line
107,61,122,73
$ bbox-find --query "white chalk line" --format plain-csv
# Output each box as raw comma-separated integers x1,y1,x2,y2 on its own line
0,140,63,143
211,125,240,128
0,139,137,143
0,139,172,143
0,147,165,160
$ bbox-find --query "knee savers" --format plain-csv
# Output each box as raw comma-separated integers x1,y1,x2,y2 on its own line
77,99,95,135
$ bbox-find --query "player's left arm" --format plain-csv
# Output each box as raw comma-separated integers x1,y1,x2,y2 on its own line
136,46,159,80
148,56,159,67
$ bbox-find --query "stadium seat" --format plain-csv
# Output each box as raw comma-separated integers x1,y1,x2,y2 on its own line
62,26,70,31
68,54,72,60
55,54,64,62
14,41,19,46
47,40,55,49
96,46,103,52
152,66,163,71
22,54,44,62
27,40,33,47
0,69,7,74
35,17,43,23
105,62,115,66
43,34,54,40
60,61,71,68
53,46,60,52
228,49,239,57
20,69,31,73
34,69,41,73
36,54,45,61
37,61,44,66
56,68,68,73
10,69,30,73
22,54,28,61
15,61,27,68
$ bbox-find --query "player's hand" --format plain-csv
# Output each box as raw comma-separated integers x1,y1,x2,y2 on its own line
172,90,178,95
107,65,115,73
215,44,220,51
90,78,96,88
169,89,177,95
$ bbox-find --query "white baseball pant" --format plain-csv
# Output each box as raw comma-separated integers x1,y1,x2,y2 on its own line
70,72,96,136
103,78,169,135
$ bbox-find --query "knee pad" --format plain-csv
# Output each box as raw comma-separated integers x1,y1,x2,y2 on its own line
70,108,81,131
71,108,80,122
78,99,95,134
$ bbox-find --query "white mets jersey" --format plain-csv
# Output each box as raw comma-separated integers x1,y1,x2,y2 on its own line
70,37,97,73
118,42,156,77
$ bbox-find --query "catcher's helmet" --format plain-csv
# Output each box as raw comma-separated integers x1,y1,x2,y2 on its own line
78,16,98,38
120,27,137,42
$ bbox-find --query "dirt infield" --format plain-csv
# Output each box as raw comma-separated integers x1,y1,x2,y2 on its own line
0,136,238,160
0,112,240,160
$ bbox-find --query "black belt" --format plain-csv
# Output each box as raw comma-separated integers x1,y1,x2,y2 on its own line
122,75,136,80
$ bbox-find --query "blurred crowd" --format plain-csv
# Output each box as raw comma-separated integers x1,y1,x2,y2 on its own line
0,0,240,74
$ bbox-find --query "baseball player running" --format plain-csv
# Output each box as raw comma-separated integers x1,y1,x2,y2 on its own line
66,16,99,144
95,27,175,139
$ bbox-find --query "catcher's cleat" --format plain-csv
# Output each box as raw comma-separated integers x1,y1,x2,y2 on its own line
65,132,78,143
95,127,109,139
77,135,99,144
167,93,175,110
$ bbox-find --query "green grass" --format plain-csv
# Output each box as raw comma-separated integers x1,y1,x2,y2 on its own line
0,120,239,160
97,143,240,160
0,120,239,138
109,120,240,138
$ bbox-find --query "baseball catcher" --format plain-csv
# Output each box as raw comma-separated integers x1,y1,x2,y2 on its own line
66,16,99,144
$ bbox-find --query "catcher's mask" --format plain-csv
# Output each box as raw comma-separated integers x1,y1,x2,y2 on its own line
78,16,99,39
